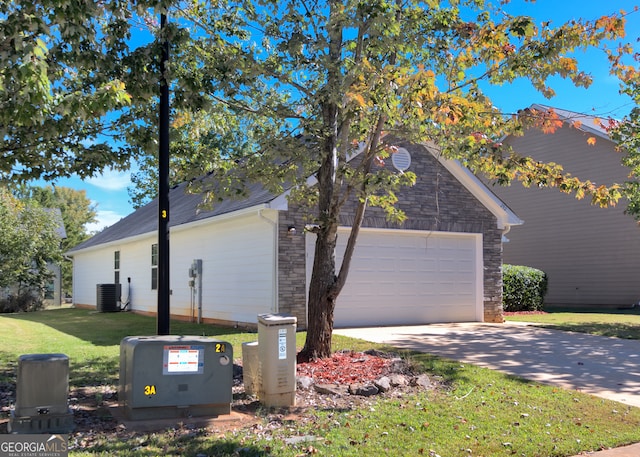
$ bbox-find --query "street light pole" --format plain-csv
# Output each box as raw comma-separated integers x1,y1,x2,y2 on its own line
157,12,170,336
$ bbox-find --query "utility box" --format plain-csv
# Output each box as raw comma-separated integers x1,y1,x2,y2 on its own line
241,341,260,396
8,354,74,434
258,313,297,407
119,336,233,420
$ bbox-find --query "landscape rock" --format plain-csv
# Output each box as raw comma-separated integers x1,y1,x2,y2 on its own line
296,376,314,390
414,374,433,389
314,383,345,396
388,373,409,387
348,383,379,397
374,376,391,393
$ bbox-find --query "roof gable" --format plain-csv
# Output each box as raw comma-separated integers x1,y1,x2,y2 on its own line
69,142,520,254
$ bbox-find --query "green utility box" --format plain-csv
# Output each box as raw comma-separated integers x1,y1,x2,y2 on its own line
119,336,233,420
8,353,74,433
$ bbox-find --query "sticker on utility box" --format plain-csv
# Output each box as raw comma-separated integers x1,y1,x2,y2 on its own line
278,328,287,360
162,345,204,375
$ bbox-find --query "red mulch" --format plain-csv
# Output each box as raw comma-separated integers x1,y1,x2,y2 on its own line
297,351,392,384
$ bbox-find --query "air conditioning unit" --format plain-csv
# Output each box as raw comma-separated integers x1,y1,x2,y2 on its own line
96,283,121,312
8,354,74,433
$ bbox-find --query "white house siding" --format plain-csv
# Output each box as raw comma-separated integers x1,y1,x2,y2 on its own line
72,209,278,324
170,210,277,324
493,125,640,306
72,233,156,310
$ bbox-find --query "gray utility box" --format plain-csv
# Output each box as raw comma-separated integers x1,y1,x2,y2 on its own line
258,313,297,407
9,353,74,434
119,336,233,420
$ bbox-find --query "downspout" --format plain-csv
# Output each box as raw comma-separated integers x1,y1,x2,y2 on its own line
259,210,279,313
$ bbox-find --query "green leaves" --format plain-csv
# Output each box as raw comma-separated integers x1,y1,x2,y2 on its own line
0,1,162,182
0,187,62,295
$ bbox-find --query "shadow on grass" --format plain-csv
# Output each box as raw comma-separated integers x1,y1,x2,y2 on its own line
534,322,640,340
544,306,640,315
3,308,245,346
80,434,271,457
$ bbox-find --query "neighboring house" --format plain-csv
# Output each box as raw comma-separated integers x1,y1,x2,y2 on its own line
67,140,521,328
488,104,640,308
44,208,67,307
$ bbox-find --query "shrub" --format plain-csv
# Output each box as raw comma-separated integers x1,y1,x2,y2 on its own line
0,292,44,313
503,264,548,312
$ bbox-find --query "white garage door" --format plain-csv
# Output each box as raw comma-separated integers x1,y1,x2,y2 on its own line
305,228,483,328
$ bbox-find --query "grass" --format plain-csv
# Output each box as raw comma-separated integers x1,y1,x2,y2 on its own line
2,308,640,456
505,307,640,340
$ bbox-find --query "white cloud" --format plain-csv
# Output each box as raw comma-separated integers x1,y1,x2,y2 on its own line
85,209,125,233
86,169,132,191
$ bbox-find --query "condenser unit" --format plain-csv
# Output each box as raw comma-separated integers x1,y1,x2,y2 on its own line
96,283,121,312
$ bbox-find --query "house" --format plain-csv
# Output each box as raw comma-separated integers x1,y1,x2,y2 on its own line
44,208,67,307
487,104,640,308
67,140,521,328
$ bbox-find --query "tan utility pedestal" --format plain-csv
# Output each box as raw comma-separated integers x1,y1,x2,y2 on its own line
241,341,260,396
257,313,297,407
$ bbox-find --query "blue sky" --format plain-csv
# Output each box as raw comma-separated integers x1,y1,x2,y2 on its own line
38,0,639,233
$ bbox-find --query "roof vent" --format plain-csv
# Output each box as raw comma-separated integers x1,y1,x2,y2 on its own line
392,147,411,172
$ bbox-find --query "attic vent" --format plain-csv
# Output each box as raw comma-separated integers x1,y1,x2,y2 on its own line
392,147,411,172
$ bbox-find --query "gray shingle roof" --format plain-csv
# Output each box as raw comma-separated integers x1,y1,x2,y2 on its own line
67,181,277,254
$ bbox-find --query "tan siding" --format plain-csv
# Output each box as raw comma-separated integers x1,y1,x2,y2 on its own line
492,125,640,306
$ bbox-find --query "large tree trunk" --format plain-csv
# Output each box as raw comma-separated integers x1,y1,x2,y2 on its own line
298,224,339,362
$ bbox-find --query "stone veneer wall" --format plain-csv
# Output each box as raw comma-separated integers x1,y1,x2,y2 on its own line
277,141,505,328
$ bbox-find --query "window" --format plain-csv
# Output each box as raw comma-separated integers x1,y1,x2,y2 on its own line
114,251,120,284
151,244,158,290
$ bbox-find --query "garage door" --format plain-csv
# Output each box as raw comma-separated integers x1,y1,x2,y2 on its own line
305,228,483,328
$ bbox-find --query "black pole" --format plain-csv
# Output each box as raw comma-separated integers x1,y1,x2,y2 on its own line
157,12,170,335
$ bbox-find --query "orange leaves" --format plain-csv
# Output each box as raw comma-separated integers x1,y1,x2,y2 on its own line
347,92,368,109
518,108,565,134
587,137,597,146
558,57,578,74
595,14,626,38
537,110,564,134
594,117,622,133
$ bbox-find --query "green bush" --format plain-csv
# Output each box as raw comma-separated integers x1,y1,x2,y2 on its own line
502,264,548,312
0,292,44,313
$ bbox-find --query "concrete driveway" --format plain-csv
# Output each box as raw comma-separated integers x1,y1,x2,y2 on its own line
335,322,640,408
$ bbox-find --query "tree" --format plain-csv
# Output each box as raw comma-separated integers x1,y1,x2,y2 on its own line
161,0,631,360
4,1,634,357
16,186,97,295
0,188,63,310
0,0,165,182
611,52,640,218
128,104,255,208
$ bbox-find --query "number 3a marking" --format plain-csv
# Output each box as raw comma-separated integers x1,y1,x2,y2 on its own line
144,385,157,396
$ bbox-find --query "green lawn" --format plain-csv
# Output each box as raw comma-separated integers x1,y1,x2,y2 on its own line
505,307,640,340
2,308,640,456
